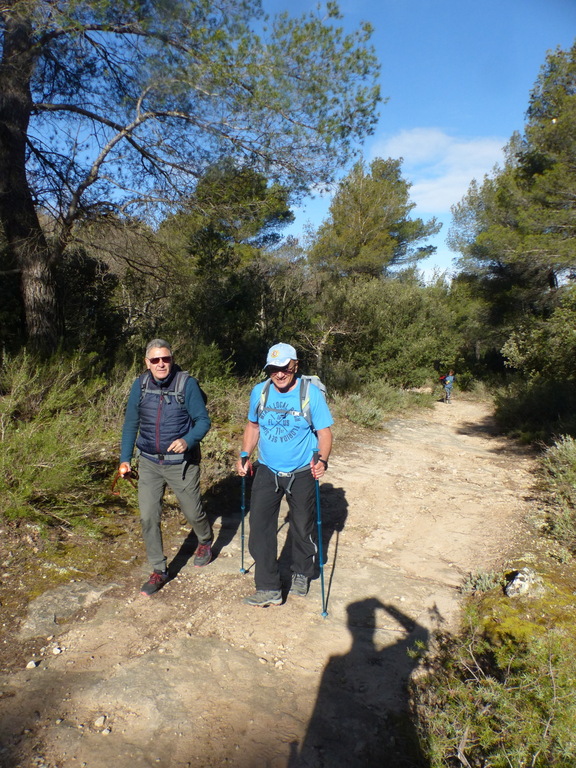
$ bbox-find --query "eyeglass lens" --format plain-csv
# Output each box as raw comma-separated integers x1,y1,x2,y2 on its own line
148,356,172,364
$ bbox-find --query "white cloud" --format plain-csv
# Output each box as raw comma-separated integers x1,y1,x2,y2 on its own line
369,128,507,213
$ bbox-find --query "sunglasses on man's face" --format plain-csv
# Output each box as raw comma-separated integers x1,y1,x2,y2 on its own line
148,356,172,364
268,365,297,375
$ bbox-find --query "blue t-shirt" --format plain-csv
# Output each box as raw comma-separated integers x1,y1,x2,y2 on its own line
248,379,333,473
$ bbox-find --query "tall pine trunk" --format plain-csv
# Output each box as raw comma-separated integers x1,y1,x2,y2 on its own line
0,5,60,353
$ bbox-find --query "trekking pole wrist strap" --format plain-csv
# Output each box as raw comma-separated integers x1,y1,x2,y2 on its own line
317,458,328,469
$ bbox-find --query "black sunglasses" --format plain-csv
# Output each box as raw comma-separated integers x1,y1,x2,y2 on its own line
148,356,172,364
268,365,297,375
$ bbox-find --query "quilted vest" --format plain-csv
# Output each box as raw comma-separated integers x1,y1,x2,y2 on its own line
136,368,192,463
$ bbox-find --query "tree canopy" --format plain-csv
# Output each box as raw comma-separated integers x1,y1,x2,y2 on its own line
0,0,380,351
309,157,440,277
449,41,576,333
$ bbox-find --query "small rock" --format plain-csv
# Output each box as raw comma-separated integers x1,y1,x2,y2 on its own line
52,646,62,655
505,567,545,597
94,716,106,728
26,660,39,669
258,657,267,664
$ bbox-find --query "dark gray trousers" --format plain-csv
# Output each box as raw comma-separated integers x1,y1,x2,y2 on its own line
248,464,317,591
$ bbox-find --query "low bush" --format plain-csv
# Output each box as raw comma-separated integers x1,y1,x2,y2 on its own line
332,381,434,428
413,609,576,767
494,379,576,443
0,352,121,530
541,435,576,552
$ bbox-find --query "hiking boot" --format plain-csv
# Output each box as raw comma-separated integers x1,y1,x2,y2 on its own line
140,569,169,596
290,573,309,597
243,590,282,607
193,541,212,567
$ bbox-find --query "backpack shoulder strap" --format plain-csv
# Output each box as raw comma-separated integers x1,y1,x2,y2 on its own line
300,375,327,430
138,370,152,402
300,376,314,429
173,370,190,404
139,370,190,404
257,379,272,418
256,377,318,428
299,376,312,428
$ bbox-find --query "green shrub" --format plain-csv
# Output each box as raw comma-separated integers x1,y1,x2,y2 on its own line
413,612,576,767
541,435,576,551
0,352,122,529
494,379,576,443
460,569,504,595
332,381,433,428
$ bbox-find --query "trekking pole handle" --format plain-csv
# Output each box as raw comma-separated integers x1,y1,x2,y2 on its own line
312,450,319,464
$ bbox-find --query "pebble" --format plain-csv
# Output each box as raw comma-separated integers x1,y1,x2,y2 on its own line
26,660,39,669
52,646,63,655
94,716,106,728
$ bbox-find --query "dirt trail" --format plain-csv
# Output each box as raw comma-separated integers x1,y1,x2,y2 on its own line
0,399,536,768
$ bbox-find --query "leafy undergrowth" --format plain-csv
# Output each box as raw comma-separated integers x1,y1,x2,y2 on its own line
331,380,435,429
540,435,576,554
412,560,576,767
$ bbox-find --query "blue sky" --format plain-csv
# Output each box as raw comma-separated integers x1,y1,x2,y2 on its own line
267,0,576,276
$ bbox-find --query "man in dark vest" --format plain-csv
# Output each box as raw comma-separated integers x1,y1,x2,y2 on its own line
119,338,212,595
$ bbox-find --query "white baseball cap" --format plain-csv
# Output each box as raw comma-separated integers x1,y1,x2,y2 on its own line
265,343,298,368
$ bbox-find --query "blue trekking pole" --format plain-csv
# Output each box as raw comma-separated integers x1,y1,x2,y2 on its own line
313,451,328,618
240,453,248,574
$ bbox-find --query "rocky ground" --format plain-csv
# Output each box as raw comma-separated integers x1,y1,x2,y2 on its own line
0,397,539,768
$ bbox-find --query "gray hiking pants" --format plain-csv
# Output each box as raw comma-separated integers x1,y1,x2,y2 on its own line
137,456,211,572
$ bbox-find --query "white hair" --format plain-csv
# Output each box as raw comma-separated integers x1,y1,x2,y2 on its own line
145,338,172,356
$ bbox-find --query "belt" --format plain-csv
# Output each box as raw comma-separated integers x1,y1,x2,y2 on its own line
140,451,183,464
276,466,310,477
268,464,310,494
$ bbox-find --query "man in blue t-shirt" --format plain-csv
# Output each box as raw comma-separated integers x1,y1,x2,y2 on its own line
237,343,334,607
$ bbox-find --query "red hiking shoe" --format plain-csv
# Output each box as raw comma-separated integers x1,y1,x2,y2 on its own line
140,569,169,596
193,542,212,567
